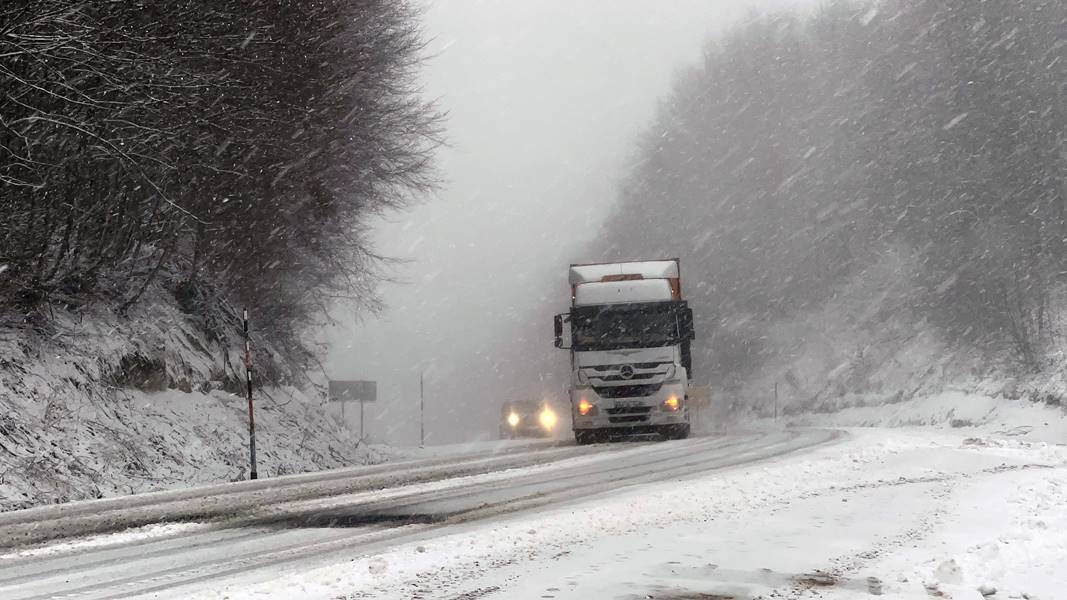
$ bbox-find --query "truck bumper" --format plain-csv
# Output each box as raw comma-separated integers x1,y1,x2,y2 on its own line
570,382,689,431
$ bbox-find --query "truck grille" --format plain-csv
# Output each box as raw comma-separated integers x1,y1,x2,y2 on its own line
583,362,672,385
606,404,652,424
605,406,652,415
609,414,650,424
593,383,661,398
599,372,656,382
591,362,664,371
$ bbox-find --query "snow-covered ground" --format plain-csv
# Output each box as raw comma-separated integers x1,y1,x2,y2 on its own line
3,382,1064,599
192,395,1066,600
787,390,1067,444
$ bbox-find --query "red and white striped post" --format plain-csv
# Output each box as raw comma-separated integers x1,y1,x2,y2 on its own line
243,308,258,480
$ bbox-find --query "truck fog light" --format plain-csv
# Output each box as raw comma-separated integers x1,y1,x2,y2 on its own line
578,398,596,416
663,395,681,411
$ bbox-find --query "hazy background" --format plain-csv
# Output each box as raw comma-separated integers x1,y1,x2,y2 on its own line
322,0,803,445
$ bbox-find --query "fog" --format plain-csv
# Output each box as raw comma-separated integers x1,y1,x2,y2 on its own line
323,0,805,445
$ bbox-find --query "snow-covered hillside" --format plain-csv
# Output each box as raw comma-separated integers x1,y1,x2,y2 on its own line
0,289,382,512
699,247,1067,430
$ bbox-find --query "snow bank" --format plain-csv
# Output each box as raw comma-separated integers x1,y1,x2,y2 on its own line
786,390,1067,443
0,522,207,561
0,287,384,511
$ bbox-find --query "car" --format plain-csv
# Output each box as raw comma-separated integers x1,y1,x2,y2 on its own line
500,400,559,439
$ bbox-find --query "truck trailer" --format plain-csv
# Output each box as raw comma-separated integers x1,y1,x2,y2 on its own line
553,259,695,444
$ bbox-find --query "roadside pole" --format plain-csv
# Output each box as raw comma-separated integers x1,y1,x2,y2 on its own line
359,396,365,442
243,308,258,480
420,373,425,447
773,382,779,421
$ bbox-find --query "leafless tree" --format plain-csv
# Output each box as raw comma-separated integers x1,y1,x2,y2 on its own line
604,0,1066,380
1,0,442,351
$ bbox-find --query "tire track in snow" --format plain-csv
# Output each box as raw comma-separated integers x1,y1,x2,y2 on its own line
0,431,840,600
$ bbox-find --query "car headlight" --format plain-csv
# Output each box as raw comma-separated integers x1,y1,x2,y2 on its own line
539,407,558,430
507,412,520,427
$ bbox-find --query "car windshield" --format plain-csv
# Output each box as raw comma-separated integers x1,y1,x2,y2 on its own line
504,401,542,415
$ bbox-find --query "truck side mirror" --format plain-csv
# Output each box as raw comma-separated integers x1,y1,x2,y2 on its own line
553,314,564,348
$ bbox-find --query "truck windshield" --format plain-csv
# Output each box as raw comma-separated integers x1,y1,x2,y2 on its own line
570,301,689,351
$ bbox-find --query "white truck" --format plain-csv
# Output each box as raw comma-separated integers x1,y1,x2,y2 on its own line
553,259,695,444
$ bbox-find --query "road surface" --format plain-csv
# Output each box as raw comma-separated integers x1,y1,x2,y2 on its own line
0,430,838,599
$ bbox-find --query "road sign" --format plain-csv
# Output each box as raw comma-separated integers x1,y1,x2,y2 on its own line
328,380,376,403
328,380,376,442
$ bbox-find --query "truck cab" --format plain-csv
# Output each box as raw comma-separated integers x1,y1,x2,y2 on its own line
554,259,695,444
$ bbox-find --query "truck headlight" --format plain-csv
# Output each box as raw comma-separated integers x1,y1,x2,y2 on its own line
507,412,520,427
578,398,597,416
663,395,681,412
539,407,558,430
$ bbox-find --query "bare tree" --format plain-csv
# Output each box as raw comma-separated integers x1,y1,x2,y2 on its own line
603,0,1067,383
1,0,442,354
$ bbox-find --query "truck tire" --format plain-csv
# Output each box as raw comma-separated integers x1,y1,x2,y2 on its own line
661,424,690,441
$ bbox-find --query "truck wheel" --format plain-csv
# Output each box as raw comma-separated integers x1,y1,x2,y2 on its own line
574,430,596,445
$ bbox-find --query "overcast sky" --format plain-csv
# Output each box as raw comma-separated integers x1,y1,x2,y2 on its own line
322,0,805,445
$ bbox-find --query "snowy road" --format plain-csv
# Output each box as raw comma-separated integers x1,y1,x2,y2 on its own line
0,430,838,600
3,425,1063,600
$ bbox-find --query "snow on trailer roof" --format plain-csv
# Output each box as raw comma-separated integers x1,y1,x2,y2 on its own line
568,259,679,285
575,279,673,306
